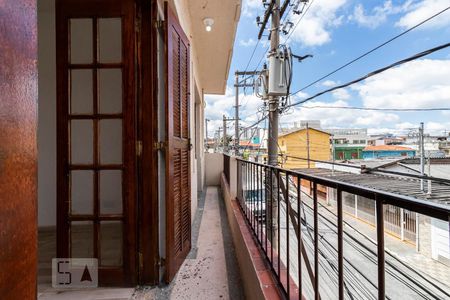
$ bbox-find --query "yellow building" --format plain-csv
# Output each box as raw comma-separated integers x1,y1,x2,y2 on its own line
279,127,331,169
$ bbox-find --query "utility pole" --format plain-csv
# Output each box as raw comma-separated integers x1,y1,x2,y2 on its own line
234,70,260,156
205,118,210,150
267,0,281,252
267,0,280,168
417,121,424,253
331,134,335,175
222,115,237,154
216,127,222,153
223,115,228,153
234,74,240,155
306,122,311,168
419,122,425,192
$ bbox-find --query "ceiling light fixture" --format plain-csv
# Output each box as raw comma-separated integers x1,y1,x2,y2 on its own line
203,18,214,32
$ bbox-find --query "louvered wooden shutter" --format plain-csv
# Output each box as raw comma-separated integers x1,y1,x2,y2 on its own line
165,4,191,283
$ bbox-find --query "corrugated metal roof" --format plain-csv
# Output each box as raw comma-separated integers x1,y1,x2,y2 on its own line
293,168,450,206
363,145,415,151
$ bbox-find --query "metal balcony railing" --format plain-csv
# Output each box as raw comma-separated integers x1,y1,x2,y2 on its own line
233,157,450,300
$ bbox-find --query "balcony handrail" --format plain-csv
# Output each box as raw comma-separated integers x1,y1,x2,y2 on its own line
233,156,450,299
279,153,450,186
236,157,450,221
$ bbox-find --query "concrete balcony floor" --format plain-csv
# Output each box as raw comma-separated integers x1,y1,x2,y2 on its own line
38,187,244,300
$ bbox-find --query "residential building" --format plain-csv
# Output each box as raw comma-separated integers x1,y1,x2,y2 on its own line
368,134,405,146
439,140,450,156
279,127,331,169
2,0,450,299
403,133,449,157
326,128,368,160
1,0,242,297
362,145,416,159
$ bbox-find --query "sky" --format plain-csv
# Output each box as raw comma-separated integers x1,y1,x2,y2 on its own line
204,0,450,138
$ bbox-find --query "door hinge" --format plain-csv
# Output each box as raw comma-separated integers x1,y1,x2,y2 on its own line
139,252,144,270
157,257,166,267
154,20,164,29
154,141,166,151
136,140,143,157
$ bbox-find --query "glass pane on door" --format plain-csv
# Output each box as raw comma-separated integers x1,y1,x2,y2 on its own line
71,170,94,214
99,119,122,164
70,69,93,114
100,221,123,266
98,69,122,114
98,18,122,63
99,170,122,214
70,120,94,164
71,221,94,258
70,19,93,64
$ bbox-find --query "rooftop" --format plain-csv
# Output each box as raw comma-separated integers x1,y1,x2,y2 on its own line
292,167,450,206
363,145,415,151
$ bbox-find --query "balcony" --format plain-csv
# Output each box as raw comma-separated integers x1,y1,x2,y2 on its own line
39,185,244,299
219,153,450,299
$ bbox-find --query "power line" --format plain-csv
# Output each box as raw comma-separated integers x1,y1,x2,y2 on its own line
241,39,261,80
286,42,450,108
283,0,314,45
296,5,450,93
247,0,314,80
300,106,450,112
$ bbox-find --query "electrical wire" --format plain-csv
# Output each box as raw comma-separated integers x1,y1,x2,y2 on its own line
300,106,450,112
242,39,262,77
296,5,450,93
247,0,314,80
287,42,450,107
283,0,315,45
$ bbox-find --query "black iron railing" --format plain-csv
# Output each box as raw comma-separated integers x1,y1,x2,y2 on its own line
234,157,450,300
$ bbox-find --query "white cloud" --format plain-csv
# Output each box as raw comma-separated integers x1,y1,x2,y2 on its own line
332,88,350,100
205,86,266,136
285,0,347,46
396,0,450,29
239,38,257,47
349,1,412,29
242,0,261,18
280,99,399,128
354,59,450,109
322,80,337,87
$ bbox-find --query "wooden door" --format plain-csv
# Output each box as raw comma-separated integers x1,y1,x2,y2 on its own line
165,4,192,282
0,1,38,298
56,0,136,286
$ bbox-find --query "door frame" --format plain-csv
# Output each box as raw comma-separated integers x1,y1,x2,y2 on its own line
137,0,160,284
55,0,137,286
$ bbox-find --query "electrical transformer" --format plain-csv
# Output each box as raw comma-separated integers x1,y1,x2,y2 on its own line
268,49,290,96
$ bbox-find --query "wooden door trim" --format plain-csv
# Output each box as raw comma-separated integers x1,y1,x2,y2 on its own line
55,0,137,286
138,0,160,284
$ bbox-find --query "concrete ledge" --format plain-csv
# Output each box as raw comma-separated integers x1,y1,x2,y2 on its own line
220,173,283,300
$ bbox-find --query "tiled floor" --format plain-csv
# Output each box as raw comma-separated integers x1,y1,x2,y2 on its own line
38,187,244,300
133,187,244,299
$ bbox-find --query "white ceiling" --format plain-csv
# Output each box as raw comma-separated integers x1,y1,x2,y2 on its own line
186,0,241,94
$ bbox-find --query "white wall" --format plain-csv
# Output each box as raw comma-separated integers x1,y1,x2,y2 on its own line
38,0,57,227
431,218,450,264
205,153,224,186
